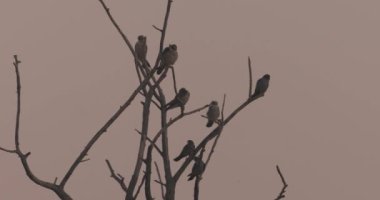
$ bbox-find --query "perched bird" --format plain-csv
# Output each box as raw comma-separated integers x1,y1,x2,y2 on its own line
135,35,147,64
188,157,205,181
174,140,195,162
157,44,178,74
206,101,220,127
252,74,271,97
166,88,190,112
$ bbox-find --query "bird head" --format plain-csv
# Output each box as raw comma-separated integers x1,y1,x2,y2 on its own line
138,35,146,42
187,140,195,145
179,88,188,94
169,44,177,51
263,74,270,80
210,101,218,106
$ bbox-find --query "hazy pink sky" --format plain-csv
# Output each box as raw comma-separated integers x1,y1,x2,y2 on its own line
1,0,380,199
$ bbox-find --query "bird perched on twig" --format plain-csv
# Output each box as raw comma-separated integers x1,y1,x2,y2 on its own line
174,140,195,162
157,44,178,74
135,35,147,64
206,101,220,127
188,157,205,181
252,74,270,98
166,88,190,112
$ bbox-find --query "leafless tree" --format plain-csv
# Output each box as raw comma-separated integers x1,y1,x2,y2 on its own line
0,1,288,200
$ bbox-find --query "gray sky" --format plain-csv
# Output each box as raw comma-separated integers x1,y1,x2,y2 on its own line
1,0,379,199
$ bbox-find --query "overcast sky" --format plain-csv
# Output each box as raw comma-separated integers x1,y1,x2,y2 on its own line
1,0,379,199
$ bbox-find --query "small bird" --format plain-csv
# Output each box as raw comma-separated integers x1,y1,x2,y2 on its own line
206,101,220,127
135,35,147,64
188,157,205,181
166,88,190,112
252,74,270,97
157,44,178,74
174,140,195,162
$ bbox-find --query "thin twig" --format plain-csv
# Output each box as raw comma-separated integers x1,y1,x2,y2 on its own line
274,165,288,200
105,159,128,192
170,66,178,94
150,104,209,154
248,57,253,97
152,25,163,32
155,162,166,199
98,0,137,59
135,129,163,156
133,175,146,199
153,0,174,68
0,146,17,153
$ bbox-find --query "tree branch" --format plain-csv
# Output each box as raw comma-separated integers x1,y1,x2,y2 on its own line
170,67,178,94
155,161,166,200
248,57,253,97
98,0,137,59
274,165,288,200
105,159,128,192
2,56,73,200
60,68,159,188
133,174,146,199
126,90,154,199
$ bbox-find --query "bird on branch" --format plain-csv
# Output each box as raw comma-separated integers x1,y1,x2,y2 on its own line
252,74,270,98
135,35,149,68
188,157,205,181
206,101,220,127
174,140,195,162
157,44,178,74
166,88,190,112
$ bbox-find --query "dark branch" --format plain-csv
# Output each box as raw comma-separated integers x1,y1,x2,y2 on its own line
152,25,163,32
133,175,146,200
274,165,288,200
135,129,163,156
248,57,253,97
98,0,137,59
170,67,178,94
155,161,165,199
0,146,17,153
105,159,128,192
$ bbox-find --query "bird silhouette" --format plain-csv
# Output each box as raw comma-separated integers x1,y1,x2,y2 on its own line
157,44,178,74
188,157,205,181
252,74,270,97
174,140,195,162
135,35,147,65
206,101,220,127
166,88,190,112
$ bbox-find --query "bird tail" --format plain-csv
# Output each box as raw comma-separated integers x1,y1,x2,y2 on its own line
166,101,174,110
206,120,213,127
187,174,195,181
174,156,182,162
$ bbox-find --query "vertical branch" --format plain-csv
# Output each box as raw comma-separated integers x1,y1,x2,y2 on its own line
13,55,21,150
193,148,205,200
153,0,174,68
170,67,178,95
133,175,146,200
155,161,166,200
144,145,154,200
248,57,253,98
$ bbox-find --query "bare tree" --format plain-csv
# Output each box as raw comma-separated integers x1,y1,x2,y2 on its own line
0,0,288,200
